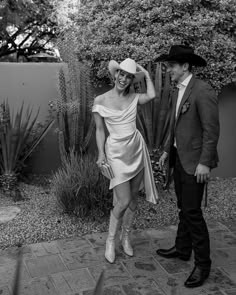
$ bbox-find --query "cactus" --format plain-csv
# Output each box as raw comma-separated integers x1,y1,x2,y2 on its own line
57,67,71,156
56,31,95,157
58,131,67,161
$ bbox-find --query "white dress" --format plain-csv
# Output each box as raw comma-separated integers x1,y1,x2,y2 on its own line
92,94,158,204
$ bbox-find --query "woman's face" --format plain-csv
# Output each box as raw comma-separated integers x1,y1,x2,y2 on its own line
115,70,134,91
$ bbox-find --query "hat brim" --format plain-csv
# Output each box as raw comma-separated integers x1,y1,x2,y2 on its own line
108,60,145,83
155,53,207,67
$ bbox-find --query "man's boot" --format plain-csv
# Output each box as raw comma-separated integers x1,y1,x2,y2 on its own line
105,211,121,263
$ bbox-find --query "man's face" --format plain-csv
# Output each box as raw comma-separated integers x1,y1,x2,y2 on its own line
166,61,186,83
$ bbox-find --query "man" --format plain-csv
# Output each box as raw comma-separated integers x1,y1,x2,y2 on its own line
155,45,220,288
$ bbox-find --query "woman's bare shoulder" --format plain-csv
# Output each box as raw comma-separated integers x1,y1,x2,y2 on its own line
93,95,103,105
93,91,112,106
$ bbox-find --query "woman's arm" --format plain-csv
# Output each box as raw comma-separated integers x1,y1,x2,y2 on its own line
93,112,106,167
136,64,156,104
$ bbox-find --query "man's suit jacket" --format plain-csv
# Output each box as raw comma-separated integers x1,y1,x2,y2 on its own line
164,75,220,175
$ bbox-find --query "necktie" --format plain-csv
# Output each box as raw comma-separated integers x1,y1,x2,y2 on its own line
175,84,183,118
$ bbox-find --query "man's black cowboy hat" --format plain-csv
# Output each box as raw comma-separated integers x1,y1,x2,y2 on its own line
155,45,207,67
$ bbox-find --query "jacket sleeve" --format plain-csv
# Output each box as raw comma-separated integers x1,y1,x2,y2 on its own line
163,133,171,154
196,84,220,167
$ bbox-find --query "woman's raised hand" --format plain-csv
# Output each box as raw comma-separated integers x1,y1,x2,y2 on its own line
136,63,148,74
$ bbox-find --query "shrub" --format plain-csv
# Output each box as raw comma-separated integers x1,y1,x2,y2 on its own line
52,150,112,218
53,0,236,91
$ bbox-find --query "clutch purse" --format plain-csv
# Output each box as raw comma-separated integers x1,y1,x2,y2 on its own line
100,162,114,179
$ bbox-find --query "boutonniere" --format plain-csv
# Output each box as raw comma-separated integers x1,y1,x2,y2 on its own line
181,101,191,114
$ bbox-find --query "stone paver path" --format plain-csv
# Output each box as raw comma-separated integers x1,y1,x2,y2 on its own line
0,221,236,294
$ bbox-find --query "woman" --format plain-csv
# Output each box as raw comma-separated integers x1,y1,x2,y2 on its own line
92,58,159,263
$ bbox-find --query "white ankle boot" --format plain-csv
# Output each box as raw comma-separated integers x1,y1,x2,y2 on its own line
120,207,135,257
105,211,120,263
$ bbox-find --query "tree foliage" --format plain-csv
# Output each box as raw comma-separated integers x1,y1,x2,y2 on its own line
55,0,236,90
0,0,58,61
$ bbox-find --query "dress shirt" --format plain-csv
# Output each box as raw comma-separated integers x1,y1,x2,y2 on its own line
175,73,193,117
174,73,193,147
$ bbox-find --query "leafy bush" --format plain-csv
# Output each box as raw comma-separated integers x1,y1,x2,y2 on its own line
52,150,112,218
54,0,236,91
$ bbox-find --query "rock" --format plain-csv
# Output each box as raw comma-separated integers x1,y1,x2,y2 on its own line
0,206,21,223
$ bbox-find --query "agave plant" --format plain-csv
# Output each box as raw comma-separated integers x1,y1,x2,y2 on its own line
136,62,172,150
0,100,54,195
135,62,173,189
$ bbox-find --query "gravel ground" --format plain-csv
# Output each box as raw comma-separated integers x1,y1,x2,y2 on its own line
0,176,235,250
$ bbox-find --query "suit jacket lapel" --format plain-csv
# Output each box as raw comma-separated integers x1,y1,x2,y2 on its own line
175,75,195,123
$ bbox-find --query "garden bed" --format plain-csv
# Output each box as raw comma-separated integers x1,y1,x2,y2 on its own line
0,175,235,250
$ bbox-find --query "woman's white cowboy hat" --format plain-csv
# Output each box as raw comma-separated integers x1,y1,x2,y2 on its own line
108,58,144,83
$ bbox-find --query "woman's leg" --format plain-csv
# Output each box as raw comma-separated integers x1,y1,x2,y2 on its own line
121,169,144,256
113,181,132,218
105,181,131,263
130,168,144,209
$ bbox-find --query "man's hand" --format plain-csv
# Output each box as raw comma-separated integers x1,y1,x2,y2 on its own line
159,152,168,170
194,163,210,183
